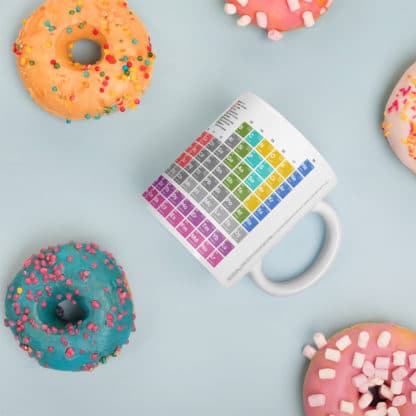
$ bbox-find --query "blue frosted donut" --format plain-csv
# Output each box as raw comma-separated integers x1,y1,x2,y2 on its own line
4,242,135,371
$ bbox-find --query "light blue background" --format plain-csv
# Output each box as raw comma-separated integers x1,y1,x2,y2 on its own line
1,1,415,415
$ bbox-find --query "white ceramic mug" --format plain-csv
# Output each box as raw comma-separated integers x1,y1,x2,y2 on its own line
143,93,341,296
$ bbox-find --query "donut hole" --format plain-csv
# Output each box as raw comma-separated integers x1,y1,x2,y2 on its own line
69,39,102,65
368,386,387,408
56,299,87,325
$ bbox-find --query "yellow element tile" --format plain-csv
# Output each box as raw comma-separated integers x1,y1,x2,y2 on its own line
255,184,273,201
277,160,295,178
244,194,262,211
267,151,285,168
256,140,274,157
266,172,284,189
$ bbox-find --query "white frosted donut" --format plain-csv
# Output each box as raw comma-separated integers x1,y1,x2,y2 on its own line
383,62,416,174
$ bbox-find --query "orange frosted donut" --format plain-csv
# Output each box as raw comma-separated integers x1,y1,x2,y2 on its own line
303,323,416,416
224,0,333,41
13,0,155,122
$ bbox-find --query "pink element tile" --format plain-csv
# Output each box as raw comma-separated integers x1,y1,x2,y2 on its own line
208,230,225,247
154,176,168,191
218,240,235,256
187,230,205,249
198,220,215,237
169,190,185,206
177,220,194,238
167,211,184,227
197,242,215,259
151,194,165,209
160,182,176,198
158,201,174,217
177,199,194,216
188,209,205,227
207,251,223,268
143,186,158,202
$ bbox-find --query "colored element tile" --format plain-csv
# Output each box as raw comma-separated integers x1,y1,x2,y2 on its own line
276,183,292,199
158,201,174,217
224,152,241,169
188,209,205,227
255,183,273,200
218,240,235,256
197,132,214,146
287,171,303,188
231,227,247,243
223,173,240,191
186,141,203,157
177,220,194,238
222,195,240,213
234,184,251,202
245,172,263,190
187,230,205,248
234,162,251,180
143,186,157,202
265,193,281,210
166,210,184,227
199,220,216,237
168,190,185,206
209,230,226,247
256,140,274,157
277,160,295,178
267,150,285,168
245,151,263,168
177,199,195,216
161,182,176,198
254,205,269,221
233,206,250,223
236,122,252,138
299,159,315,176
198,241,215,259
176,153,192,168
207,251,223,268
151,194,165,209
266,172,284,189
242,216,259,232
154,176,168,191
234,142,252,158
246,130,263,146
256,161,274,179
244,194,262,211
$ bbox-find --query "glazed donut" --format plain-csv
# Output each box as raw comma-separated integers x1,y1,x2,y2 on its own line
303,323,416,416
223,0,333,41
383,63,416,174
4,242,135,371
13,0,155,122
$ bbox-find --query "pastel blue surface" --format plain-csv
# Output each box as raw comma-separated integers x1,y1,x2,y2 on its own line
1,0,416,415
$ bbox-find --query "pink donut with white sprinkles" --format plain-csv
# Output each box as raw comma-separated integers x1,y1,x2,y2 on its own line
224,0,333,40
303,323,416,416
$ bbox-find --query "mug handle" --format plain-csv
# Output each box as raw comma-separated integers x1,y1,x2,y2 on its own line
249,201,341,296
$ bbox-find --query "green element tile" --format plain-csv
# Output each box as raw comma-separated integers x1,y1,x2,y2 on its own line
223,173,240,191
245,150,263,168
234,142,252,158
234,184,251,202
245,173,263,190
233,206,250,223
234,162,252,180
246,130,263,147
224,152,241,169
256,161,274,179
236,122,252,138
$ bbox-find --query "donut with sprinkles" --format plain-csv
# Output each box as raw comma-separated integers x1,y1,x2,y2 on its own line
303,323,416,416
13,0,155,122
224,0,333,41
4,242,135,371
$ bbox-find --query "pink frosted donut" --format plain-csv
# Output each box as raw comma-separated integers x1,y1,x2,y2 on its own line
303,323,416,416
383,63,416,174
223,0,333,41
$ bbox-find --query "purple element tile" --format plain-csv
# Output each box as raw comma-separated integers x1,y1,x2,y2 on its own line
198,220,216,237
177,220,194,238
208,230,226,247
177,199,195,216
187,230,205,249
143,186,158,202
154,176,168,191
160,182,176,198
166,210,184,227
150,194,165,209
207,251,224,268
218,240,235,256
197,242,215,259
158,201,174,217
168,190,185,206
188,209,205,227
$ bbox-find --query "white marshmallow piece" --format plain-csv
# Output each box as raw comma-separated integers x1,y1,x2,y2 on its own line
286,0,300,12
358,392,373,409
255,12,268,29
358,331,370,349
380,385,393,400
302,11,315,27
224,3,237,15
336,335,352,351
353,374,368,388
364,411,380,416
267,30,283,41
377,331,391,348
377,402,388,416
393,351,406,366
375,356,390,369
392,395,406,407
363,361,376,378
303,345,317,360
392,367,409,381
340,401,354,414
353,352,365,369
370,377,384,386
237,15,251,26
319,368,336,380
325,348,341,362
236,0,248,5
391,380,403,395
409,371,416,386
314,333,327,349
409,354,416,369
359,383,370,394
308,394,325,407
411,391,416,405
387,408,400,416
375,369,389,380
